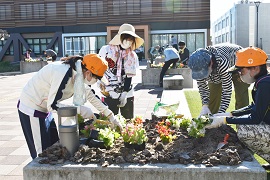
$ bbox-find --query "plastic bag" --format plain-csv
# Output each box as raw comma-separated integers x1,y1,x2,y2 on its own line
153,102,180,117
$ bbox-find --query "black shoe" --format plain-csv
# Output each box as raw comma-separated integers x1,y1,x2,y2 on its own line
262,164,270,170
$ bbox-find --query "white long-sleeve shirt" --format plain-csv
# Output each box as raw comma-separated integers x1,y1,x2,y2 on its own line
19,61,111,116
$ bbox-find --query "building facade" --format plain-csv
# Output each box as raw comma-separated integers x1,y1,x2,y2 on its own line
0,0,210,62
212,0,270,55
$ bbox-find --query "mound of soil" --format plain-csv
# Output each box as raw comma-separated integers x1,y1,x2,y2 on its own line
71,118,253,167
38,118,253,167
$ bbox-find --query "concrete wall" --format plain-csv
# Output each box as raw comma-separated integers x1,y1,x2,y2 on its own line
20,61,48,74
23,159,267,180
141,68,193,88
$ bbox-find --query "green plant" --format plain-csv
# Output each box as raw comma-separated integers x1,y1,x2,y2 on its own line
78,114,84,125
122,116,148,145
187,115,211,138
179,118,191,129
165,113,182,129
156,120,176,143
0,61,20,73
98,128,120,148
80,124,95,138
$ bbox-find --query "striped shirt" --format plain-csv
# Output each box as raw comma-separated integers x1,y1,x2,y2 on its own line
197,43,242,113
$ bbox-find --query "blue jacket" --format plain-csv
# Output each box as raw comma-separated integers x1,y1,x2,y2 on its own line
227,74,270,125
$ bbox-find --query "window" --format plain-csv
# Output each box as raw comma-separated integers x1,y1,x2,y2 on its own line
226,33,229,42
226,17,229,27
64,36,106,56
33,4,45,19
141,0,152,15
66,2,76,17
222,34,225,42
150,32,205,53
0,5,12,20
127,0,140,15
218,22,221,30
20,4,32,19
90,1,104,16
47,3,56,18
0,40,13,55
113,0,139,15
222,19,225,29
77,2,90,17
23,38,53,56
161,0,199,13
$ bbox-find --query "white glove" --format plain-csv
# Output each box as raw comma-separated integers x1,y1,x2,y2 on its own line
205,116,227,129
109,115,123,131
77,105,96,120
118,92,128,107
213,112,232,117
199,105,211,117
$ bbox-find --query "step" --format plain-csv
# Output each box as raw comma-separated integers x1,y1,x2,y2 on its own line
23,158,267,180
163,74,184,90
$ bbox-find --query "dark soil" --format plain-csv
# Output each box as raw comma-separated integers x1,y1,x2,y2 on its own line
38,118,253,167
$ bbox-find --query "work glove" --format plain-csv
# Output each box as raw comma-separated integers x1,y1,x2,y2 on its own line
199,105,211,117
213,112,232,117
109,114,123,131
205,116,227,129
77,105,96,120
118,92,128,107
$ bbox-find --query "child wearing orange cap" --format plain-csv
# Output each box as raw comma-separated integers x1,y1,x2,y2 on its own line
17,54,122,159
206,46,270,169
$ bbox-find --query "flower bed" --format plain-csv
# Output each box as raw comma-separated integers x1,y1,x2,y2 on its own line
20,61,48,74
38,114,253,167
141,67,193,88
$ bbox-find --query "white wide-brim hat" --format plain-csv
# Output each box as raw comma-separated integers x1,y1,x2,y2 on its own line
109,23,144,50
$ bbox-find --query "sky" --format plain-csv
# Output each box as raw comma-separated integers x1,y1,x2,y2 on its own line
211,0,270,22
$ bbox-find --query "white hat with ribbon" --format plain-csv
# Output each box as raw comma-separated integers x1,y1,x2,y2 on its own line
109,23,144,50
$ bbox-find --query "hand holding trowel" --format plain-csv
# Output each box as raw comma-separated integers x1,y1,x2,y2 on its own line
216,134,230,151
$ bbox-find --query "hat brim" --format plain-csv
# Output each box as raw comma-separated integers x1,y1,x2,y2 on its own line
192,69,209,80
109,31,144,50
227,66,241,73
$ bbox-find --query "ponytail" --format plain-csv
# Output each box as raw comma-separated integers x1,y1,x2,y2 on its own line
62,56,86,70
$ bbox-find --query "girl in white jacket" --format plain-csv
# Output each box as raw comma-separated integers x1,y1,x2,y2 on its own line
17,54,121,159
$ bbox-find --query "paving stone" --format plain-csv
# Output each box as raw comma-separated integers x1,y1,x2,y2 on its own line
0,148,18,156
2,141,25,148
0,136,16,141
0,165,18,175
0,155,30,165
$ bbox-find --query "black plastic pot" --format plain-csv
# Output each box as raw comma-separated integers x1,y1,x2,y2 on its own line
79,138,88,145
87,139,106,149
89,129,99,139
124,142,146,151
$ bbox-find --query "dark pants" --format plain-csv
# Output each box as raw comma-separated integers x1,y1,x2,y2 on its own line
172,44,179,51
18,110,59,159
208,73,250,114
103,96,134,119
136,52,143,61
159,58,179,87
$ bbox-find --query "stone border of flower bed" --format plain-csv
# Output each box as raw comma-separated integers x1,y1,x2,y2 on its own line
141,67,193,88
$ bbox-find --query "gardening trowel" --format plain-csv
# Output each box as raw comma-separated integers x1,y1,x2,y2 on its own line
216,134,230,151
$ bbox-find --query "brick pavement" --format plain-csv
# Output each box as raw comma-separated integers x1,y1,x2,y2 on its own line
0,60,193,179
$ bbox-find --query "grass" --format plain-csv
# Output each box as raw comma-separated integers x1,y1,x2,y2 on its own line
184,89,270,178
0,61,20,73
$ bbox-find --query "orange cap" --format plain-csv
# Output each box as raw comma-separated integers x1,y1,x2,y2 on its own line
82,54,108,77
236,46,268,67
